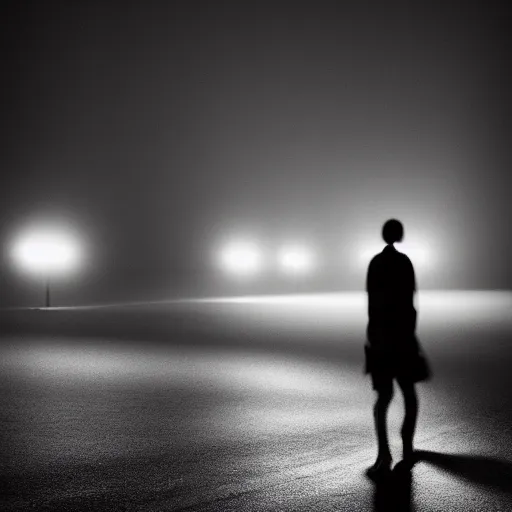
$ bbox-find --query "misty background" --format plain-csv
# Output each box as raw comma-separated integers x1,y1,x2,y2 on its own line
1,1,510,307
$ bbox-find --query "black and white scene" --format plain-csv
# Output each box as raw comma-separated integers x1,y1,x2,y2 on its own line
1,2,511,511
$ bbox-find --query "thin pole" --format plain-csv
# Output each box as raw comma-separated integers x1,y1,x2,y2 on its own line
45,275,51,308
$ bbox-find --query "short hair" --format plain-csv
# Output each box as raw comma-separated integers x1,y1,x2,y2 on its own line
382,219,404,244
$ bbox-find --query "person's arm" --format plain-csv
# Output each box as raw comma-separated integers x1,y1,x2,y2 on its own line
366,259,379,319
365,260,374,355
366,259,382,343
366,260,372,316
409,259,417,333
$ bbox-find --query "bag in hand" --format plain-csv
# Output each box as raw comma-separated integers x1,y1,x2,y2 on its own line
409,348,431,383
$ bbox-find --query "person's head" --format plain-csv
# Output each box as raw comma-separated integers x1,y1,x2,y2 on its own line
382,219,404,245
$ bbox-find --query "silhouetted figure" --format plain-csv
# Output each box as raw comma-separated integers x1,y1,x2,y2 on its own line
365,219,429,478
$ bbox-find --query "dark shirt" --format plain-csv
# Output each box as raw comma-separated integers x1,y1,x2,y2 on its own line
366,244,417,347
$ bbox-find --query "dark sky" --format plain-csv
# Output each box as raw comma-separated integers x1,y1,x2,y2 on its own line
1,1,510,305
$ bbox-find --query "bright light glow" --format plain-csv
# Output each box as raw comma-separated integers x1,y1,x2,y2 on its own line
219,241,263,276
359,240,432,268
396,241,431,266
11,227,82,275
278,245,315,275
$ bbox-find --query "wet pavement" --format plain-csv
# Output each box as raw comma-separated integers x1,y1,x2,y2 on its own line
1,292,512,511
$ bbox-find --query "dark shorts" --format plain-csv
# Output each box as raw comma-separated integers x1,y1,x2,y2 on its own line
365,343,430,390
370,369,413,391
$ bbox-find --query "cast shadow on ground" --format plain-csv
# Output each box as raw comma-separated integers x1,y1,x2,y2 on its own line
369,451,512,511
415,450,512,495
370,465,413,512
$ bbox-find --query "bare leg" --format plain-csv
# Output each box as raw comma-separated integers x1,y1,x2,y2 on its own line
373,383,393,461
367,383,393,477
397,379,418,461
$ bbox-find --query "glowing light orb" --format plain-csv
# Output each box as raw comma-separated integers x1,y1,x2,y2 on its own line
11,227,82,276
219,241,263,276
278,245,315,275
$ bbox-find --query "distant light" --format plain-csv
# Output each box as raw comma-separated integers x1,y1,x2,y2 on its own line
219,241,263,276
396,241,430,266
11,227,82,275
359,240,431,267
278,245,315,275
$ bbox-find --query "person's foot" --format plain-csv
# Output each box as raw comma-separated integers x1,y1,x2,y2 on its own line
395,447,417,472
366,455,392,479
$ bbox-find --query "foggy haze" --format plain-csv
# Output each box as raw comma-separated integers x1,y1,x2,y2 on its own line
1,2,510,306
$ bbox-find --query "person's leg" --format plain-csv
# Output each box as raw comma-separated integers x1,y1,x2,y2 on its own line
367,380,393,476
373,380,394,463
397,378,418,461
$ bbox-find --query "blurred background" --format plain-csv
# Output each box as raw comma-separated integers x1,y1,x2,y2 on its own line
0,1,510,307
2,5,512,511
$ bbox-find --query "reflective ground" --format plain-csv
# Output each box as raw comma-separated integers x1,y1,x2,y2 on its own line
1,291,512,511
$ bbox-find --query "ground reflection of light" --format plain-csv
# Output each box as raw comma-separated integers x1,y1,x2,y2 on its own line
21,291,512,328
194,292,366,307
2,344,355,399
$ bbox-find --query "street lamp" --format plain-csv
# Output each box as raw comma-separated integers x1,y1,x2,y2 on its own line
11,226,82,307
277,245,315,275
218,240,263,277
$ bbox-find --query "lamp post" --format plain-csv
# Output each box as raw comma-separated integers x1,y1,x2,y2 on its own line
11,226,82,308
45,274,51,308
